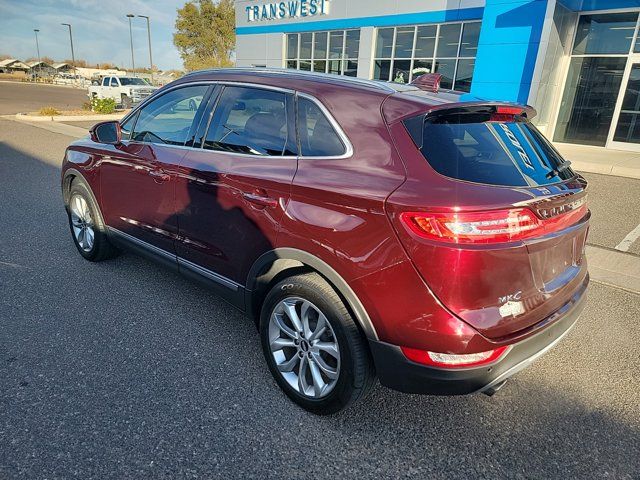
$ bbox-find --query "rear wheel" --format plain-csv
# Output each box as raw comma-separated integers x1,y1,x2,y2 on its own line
67,180,119,261
260,273,375,414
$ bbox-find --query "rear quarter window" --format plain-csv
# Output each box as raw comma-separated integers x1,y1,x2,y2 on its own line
297,97,346,157
403,112,575,187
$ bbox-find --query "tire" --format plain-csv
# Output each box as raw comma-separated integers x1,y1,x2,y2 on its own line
260,272,376,414
121,94,132,109
66,179,119,262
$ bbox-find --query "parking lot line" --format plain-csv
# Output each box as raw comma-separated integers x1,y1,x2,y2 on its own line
615,223,640,252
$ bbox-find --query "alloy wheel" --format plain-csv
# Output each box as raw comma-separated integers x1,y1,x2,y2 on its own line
70,194,95,252
268,297,341,398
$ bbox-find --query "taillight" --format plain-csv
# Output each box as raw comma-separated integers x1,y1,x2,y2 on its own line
400,204,587,244
401,345,511,369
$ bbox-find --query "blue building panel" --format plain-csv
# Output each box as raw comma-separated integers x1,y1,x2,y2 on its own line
471,0,549,104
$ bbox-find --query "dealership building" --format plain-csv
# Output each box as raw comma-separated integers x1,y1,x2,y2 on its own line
235,0,640,152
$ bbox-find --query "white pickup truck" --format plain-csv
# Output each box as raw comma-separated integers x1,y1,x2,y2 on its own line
87,76,157,108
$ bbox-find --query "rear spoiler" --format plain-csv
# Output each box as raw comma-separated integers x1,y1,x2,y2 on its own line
382,94,537,125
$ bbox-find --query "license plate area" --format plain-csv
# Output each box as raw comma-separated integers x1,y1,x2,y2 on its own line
527,228,587,292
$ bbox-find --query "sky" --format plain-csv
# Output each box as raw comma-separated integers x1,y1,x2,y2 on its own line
0,0,187,70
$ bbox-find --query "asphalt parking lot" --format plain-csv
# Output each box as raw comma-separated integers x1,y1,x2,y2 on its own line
0,82,88,115
1,84,639,479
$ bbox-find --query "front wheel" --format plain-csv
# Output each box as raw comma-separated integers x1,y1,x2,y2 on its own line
67,180,119,262
260,273,376,414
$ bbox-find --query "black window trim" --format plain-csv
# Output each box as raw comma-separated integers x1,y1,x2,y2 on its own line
117,80,354,159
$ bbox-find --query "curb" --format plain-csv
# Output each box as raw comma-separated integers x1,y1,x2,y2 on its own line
0,80,86,89
15,112,125,122
555,143,640,180
586,245,640,294
571,160,640,180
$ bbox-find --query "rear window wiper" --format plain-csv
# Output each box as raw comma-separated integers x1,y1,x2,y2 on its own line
546,160,572,179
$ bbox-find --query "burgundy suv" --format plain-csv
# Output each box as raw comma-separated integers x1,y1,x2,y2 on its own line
62,69,589,414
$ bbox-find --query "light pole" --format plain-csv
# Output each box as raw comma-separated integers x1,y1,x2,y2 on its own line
138,15,153,85
126,14,136,76
33,29,41,79
61,23,76,75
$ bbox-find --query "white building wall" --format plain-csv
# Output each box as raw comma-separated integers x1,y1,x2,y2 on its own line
234,0,486,71
235,33,285,68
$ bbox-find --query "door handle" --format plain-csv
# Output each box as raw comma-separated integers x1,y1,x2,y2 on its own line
242,192,278,209
148,170,170,182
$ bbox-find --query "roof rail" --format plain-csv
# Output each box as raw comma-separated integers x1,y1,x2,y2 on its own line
183,67,399,93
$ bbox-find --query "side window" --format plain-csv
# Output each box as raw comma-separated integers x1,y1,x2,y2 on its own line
131,85,208,145
110,77,119,87
203,86,295,156
102,77,110,87
297,97,346,157
119,112,138,141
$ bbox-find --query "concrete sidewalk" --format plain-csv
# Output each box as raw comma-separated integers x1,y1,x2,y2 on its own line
586,245,640,295
555,143,640,180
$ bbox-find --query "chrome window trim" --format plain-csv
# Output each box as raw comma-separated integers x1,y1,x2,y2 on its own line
119,80,353,160
198,82,298,158
296,92,354,160
119,81,219,129
107,226,241,291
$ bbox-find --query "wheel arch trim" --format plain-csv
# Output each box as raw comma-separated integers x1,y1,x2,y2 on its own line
246,248,379,340
62,168,107,230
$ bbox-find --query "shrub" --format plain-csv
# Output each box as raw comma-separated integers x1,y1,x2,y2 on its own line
91,97,117,114
81,100,92,111
39,106,60,116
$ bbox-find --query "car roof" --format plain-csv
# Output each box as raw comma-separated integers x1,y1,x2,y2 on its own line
180,67,484,104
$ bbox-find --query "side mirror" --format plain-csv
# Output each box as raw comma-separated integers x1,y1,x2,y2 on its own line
91,121,121,145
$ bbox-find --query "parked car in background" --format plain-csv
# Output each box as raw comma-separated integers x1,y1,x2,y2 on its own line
54,73,90,87
88,75,157,108
62,69,590,414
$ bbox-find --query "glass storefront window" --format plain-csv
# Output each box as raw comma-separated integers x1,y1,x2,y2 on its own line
437,23,462,58
372,21,479,89
300,33,312,59
314,32,327,59
572,13,638,55
286,34,298,60
460,22,481,57
375,28,394,58
345,30,360,59
412,59,433,77
414,26,436,58
434,59,455,89
614,64,640,143
394,27,415,59
554,57,626,146
286,30,359,76
329,31,344,59
455,59,475,92
374,60,391,81
392,59,411,83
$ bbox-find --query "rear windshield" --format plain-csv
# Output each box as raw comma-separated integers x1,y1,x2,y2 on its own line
403,111,575,187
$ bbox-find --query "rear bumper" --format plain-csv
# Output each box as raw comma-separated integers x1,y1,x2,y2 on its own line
369,281,587,395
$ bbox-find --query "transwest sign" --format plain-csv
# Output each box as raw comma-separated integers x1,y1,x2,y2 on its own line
245,0,330,22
